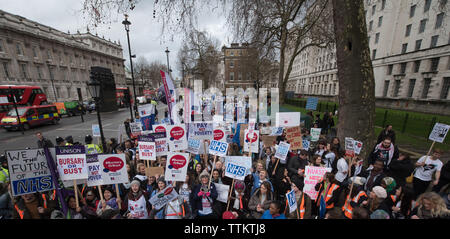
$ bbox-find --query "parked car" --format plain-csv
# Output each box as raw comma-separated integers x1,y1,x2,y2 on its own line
0,105,59,131
83,100,96,113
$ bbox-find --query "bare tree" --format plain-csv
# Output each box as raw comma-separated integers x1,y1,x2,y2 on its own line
332,0,375,160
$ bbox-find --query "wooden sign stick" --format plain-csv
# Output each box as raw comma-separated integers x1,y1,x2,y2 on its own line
115,184,122,210
73,180,79,208
272,158,280,176
426,141,436,159
208,155,218,190
98,185,104,202
226,179,236,211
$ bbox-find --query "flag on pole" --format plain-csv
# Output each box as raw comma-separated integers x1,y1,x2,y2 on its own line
160,70,176,124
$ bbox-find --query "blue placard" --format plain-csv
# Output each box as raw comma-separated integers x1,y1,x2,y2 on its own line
302,140,310,150
306,97,319,110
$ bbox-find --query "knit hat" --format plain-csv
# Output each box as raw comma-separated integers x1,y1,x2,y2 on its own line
382,177,397,193
131,180,141,187
292,177,304,191
372,186,387,199
199,171,210,179
349,177,366,186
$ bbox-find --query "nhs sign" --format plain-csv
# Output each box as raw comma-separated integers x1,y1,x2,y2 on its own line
208,140,229,157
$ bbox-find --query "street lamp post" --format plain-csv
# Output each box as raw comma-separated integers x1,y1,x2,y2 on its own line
87,76,107,152
165,47,170,74
122,14,138,121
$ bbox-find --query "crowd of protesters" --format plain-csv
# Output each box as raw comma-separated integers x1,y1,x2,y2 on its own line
0,108,449,220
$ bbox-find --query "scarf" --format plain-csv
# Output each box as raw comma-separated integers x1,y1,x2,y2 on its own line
374,142,395,165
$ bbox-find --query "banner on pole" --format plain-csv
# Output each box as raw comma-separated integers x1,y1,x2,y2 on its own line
286,190,297,213
275,142,290,162
151,132,169,156
167,124,188,151
243,130,259,153
138,135,156,161
56,146,88,181
87,154,103,187
224,156,252,180
429,123,450,143
165,153,189,182
98,154,129,185
209,140,229,157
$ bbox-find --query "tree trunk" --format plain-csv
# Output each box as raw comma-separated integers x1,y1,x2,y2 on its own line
332,0,376,161
278,26,288,105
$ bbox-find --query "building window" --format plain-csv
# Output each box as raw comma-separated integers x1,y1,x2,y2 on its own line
430,35,439,48
47,50,52,60
372,5,376,15
378,16,383,27
230,61,234,68
375,33,380,44
20,63,28,79
0,39,4,52
419,19,428,33
387,64,393,75
393,80,401,97
238,72,242,81
401,43,408,54
372,49,377,59
415,39,422,51
405,24,412,37
369,21,373,31
430,57,440,72
410,5,416,18
435,12,444,29
421,78,431,98
381,0,386,10
32,46,38,58
2,62,10,78
408,79,416,97
383,80,390,97
424,0,432,12
400,62,407,74
230,72,234,81
441,77,450,99
36,66,43,79
230,50,234,56
414,60,421,73
16,43,23,56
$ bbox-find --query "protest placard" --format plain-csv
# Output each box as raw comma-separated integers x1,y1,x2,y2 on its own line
86,154,103,187
209,140,229,157
92,124,100,137
276,112,301,127
56,146,87,181
224,156,252,180
117,124,126,144
306,97,319,110
6,149,55,196
145,167,165,178
188,122,214,140
214,183,230,203
286,126,303,150
167,124,188,151
286,190,297,213
130,122,143,138
345,137,355,157
261,135,277,147
260,126,272,135
275,142,290,162
302,139,311,150
138,135,156,161
270,127,284,136
153,124,167,133
213,128,227,142
149,186,179,210
243,130,259,153
138,104,154,117
98,154,129,185
165,153,189,182
310,128,321,142
303,166,331,200
239,123,248,146
187,138,201,154
353,140,363,155
429,123,450,143
150,132,169,156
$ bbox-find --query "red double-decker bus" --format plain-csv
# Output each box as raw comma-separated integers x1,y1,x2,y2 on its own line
0,85,48,120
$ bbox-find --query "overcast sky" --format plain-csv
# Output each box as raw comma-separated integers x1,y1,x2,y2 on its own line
0,0,231,79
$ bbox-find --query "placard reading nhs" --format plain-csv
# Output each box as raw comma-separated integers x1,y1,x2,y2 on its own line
208,140,229,157
224,156,251,181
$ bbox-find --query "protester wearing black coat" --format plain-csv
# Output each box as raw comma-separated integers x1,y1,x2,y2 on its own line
387,155,414,187
190,182,219,218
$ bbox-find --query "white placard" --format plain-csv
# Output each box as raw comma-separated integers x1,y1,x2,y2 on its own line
243,130,259,153
429,123,450,143
276,112,300,127
224,156,252,181
98,154,129,185
165,153,189,182
167,124,188,151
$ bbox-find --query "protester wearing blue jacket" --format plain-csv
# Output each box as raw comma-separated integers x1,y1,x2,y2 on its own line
260,201,286,219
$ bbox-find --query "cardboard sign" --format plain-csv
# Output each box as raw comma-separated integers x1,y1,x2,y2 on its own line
270,127,284,136
56,146,88,181
149,186,179,210
167,124,188,151
130,122,143,138
310,128,321,142
286,190,297,213
261,135,278,147
188,123,214,140
92,124,101,137
275,142,290,162
138,135,156,161
286,126,303,150
353,140,363,155
224,156,252,180
306,97,319,110
214,183,230,203
187,138,201,154
165,153,189,182
145,167,165,178
6,149,55,196
303,166,332,200
429,123,450,143
209,140,229,157
86,154,103,187
260,126,272,135
98,154,129,185
243,130,259,153
276,112,301,127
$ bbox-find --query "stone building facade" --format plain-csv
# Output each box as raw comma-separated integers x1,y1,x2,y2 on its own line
0,9,126,103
